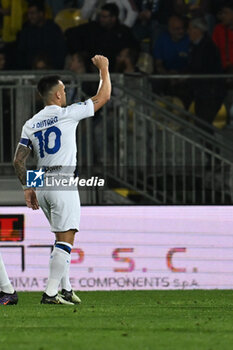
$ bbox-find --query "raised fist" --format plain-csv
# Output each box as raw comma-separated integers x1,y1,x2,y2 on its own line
91,55,109,70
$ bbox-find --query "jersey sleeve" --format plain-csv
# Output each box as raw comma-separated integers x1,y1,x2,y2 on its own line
65,98,94,122
19,124,33,150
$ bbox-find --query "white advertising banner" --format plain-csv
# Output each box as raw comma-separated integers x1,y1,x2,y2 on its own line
0,206,232,291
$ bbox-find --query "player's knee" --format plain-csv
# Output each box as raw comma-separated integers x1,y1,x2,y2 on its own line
55,230,76,245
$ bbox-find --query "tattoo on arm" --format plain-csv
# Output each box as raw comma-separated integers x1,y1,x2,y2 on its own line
92,98,99,104
13,144,31,185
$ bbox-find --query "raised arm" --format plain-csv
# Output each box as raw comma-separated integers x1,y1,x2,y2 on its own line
13,144,39,210
91,55,111,112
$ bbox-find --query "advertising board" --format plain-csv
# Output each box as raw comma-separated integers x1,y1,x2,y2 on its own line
0,206,232,291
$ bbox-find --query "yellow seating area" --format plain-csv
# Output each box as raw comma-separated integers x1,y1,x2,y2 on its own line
189,102,228,129
55,8,87,32
114,188,138,198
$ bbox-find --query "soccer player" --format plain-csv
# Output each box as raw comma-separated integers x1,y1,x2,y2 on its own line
13,55,111,304
0,253,18,305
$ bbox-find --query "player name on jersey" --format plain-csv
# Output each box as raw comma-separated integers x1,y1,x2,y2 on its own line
32,116,58,129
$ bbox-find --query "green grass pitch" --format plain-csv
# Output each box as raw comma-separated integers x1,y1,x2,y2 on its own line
0,290,233,350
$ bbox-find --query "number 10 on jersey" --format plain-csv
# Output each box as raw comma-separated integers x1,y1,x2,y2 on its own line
34,126,61,158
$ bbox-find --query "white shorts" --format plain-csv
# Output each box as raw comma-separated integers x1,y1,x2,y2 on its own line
36,189,81,232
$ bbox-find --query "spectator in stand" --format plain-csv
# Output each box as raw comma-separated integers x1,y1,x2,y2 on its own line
65,3,138,71
132,0,173,49
153,15,190,74
32,52,53,112
69,51,88,74
66,51,96,102
17,1,66,69
0,0,27,68
32,53,52,69
173,0,215,34
81,0,138,27
187,17,226,127
114,48,140,73
212,1,233,73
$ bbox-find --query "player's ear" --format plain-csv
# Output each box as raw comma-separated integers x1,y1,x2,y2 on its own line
56,90,61,100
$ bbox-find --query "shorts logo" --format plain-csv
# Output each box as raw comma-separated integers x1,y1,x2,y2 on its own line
26,169,45,188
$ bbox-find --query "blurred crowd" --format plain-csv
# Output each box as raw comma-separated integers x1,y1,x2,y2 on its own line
0,0,232,74
1,0,233,126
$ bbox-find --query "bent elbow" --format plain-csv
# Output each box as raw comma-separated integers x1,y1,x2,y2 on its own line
100,94,111,105
106,94,111,102
105,90,111,101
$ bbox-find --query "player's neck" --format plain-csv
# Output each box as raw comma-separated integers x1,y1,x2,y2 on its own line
45,100,61,107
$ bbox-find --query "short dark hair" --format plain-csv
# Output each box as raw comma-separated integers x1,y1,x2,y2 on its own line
28,1,45,12
101,3,119,18
37,75,61,99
